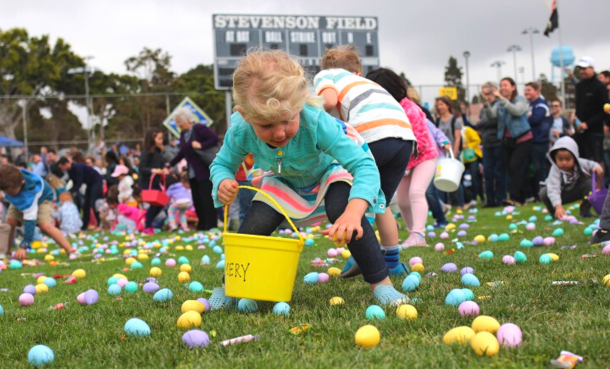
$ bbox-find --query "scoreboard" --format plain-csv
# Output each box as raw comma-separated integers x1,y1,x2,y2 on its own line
212,14,380,90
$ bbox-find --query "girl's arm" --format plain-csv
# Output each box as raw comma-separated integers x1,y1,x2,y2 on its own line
426,119,449,147
209,124,248,207
453,129,461,157
498,96,528,117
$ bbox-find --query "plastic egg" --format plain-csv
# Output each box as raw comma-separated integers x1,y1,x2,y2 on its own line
124,318,151,337
178,272,191,283
602,244,610,254
458,301,480,317
108,284,122,295
151,258,161,266
409,257,423,266
461,274,480,287
215,260,225,269
35,284,48,294
498,233,510,241
457,230,467,237
411,263,424,273
84,289,99,305
508,223,517,231
318,273,329,283
182,330,210,349
409,271,421,281
547,253,559,261
461,288,475,301
330,296,345,306
526,223,536,230
36,276,47,285
502,255,516,265
365,305,385,320
446,223,456,230
514,251,527,263
354,325,380,348
602,274,610,288
461,267,474,275
9,260,22,269
443,326,475,345
584,228,593,236
116,278,129,288
474,235,485,243
213,246,223,254
273,302,291,316
125,281,138,293
237,298,258,312
489,234,499,242
470,331,500,357
44,254,54,262
497,323,522,348
440,232,449,239
303,272,319,284
532,236,544,246
19,293,34,306
328,267,341,278
177,311,202,329
445,289,466,306
427,231,436,238
180,264,192,273
539,254,552,264
0,305,3,315
200,255,211,264
143,282,160,293
150,267,162,277
472,315,500,333
426,225,435,231
478,251,493,259
166,258,176,267
23,285,37,295
153,288,173,302
181,300,206,314
552,228,564,236
520,239,533,247
434,243,445,252
107,277,119,286
28,345,54,366
130,261,143,270
341,250,351,259
396,304,417,320
197,298,211,313
189,281,204,293
327,249,337,257
441,263,458,273
72,269,86,279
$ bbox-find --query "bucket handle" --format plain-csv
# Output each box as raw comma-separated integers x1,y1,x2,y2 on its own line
444,147,456,160
223,185,305,245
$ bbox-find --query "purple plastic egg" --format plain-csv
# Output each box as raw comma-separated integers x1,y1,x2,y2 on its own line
502,255,516,265
427,232,436,238
143,282,160,293
23,285,37,295
458,301,480,317
409,257,423,267
569,219,579,225
77,292,86,305
441,263,458,273
532,236,544,246
318,273,330,283
182,329,210,348
145,277,157,284
434,243,445,252
460,267,474,275
457,230,467,237
197,298,211,313
497,323,523,348
19,293,34,306
543,237,555,246
166,258,176,267
84,289,99,305
459,223,470,229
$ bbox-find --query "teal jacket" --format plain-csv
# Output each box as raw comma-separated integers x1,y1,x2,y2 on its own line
210,104,385,213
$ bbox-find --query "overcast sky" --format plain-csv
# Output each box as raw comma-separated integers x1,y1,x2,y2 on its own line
2,0,609,102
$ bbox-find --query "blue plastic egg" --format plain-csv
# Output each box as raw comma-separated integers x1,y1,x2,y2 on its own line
124,318,151,337
456,242,464,249
9,260,22,269
28,345,54,366
201,255,211,264
426,225,434,231
305,239,314,246
408,271,421,281
461,274,481,287
489,234,499,242
189,282,204,293
153,288,173,302
520,239,533,247
151,258,161,266
272,302,291,316
401,275,420,292
303,272,319,284
130,261,143,269
445,289,466,306
0,304,3,315
213,246,223,254
220,254,225,260
178,256,190,264
478,251,494,259
125,282,138,293
544,215,553,221
238,298,258,312
108,284,122,295
529,216,538,222
365,305,386,320
461,288,475,301
539,254,552,264
584,228,593,236
216,260,225,269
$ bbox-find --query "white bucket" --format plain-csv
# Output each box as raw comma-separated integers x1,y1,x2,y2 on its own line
433,150,465,192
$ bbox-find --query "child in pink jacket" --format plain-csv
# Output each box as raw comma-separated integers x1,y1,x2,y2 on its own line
114,203,145,233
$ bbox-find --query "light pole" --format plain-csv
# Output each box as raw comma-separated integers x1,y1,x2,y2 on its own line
490,61,506,83
507,45,522,82
68,56,96,153
518,67,525,84
463,51,471,103
522,27,540,81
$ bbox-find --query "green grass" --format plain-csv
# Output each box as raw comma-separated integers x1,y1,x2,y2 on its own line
1,205,610,368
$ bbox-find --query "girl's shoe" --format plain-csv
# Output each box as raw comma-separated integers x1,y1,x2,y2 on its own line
373,284,410,307
143,228,155,235
388,262,409,277
401,233,427,248
209,287,237,310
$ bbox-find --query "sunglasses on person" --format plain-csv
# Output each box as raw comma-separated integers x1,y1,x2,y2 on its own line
551,104,561,108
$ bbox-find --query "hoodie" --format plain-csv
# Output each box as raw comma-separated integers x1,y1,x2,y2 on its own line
527,96,552,144
545,136,601,207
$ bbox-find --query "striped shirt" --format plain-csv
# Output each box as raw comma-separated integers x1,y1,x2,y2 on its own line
313,68,416,143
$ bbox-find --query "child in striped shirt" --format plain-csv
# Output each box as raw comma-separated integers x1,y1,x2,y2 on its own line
314,46,417,277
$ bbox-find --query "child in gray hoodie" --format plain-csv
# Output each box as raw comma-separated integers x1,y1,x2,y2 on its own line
539,136,602,219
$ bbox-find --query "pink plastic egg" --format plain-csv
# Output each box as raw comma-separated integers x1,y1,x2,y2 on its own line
318,273,329,283
116,278,129,288
327,249,337,257
602,245,610,254
77,293,86,305
166,258,176,267
458,301,480,317
526,224,536,231
434,243,445,252
440,232,449,239
19,293,34,306
497,323,522,348
543,237,555,246
502,255,516,265
409,257,423,267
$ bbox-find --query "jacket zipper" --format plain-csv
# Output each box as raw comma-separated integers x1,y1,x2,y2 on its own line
277,158,282,174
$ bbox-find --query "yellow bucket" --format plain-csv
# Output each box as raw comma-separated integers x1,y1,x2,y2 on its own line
223,186,304,302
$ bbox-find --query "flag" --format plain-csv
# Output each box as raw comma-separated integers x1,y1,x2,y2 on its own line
544,0,558,36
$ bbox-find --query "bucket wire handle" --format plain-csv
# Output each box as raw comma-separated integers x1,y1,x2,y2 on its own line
223,185,305,245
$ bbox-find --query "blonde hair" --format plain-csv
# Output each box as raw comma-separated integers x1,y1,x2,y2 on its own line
233,49,321,121
407,87,421,104
59,191,73,203
320,45,362,74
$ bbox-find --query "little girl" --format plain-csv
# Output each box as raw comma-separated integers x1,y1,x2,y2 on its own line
112,164,137,206
366,68,439,247
210,50,408,309
166,173,192,231
57,191,83,236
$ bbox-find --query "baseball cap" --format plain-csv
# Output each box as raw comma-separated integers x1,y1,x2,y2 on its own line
111,165,129,177
576,56,595,69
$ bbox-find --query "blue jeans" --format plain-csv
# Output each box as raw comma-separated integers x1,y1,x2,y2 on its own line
466,160,484,202
530,142,550,199
483,146,506,205
426,182,447,225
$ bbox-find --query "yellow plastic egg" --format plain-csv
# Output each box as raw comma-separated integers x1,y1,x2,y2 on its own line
375,230,380,242
180,264,192,273
474,235,486,243
506,215,513,220
411,263,425,273
175,236,182,241
328,267,341,278
472,315,500,333
177,311,202,329
354,325,380,348
443,326,476,345
396,304,417,320
72,269,86,279
175,246,185,251
150,267,162,277
341,250,351,259
470,331,500,357
185,245,193,251
35,284,49,294
168,240,174,245
123,249,132,255
31,241,42,249
446,223,456,231
137,253,149,261
36,249,46,254
59,249,66,254
603,274,610,288
178,272,191,283
44,254,54,261
36,276,47,284
547,253,559,261
113,274,127,279
329,296,345,306
125,257,136,266
181,300,206,314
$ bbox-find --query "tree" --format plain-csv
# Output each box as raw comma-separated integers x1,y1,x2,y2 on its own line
539,74,559,103
443,56,466,103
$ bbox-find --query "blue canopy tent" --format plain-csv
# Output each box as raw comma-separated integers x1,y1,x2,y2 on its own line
0,136,24,147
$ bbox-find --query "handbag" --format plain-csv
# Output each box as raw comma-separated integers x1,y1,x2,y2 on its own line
588,171,607,215
141,174,169,207
195,144,221,166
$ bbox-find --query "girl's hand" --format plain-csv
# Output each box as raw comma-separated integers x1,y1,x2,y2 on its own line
192,141,202,149
554,205,566,220
443,144,452,152
322,199,368,244
218,179,239,205
14,248,26,260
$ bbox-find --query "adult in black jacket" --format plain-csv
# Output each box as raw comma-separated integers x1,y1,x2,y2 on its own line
574,57,610,162
140,128,168,233
105,151,120,187
57,157,103,230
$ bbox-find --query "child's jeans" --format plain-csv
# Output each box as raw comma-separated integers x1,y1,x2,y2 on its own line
539,176,591,216
117,215,137,234
168,199,192,230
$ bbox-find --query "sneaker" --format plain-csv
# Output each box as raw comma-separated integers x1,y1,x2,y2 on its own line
143,228,155,236
373,284,410,307
590,229,610,245
434,221,449,229
388,262,409,277
401,233,427,248
340,256,362,278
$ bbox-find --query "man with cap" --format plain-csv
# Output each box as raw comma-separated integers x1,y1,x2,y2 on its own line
574,56,610,162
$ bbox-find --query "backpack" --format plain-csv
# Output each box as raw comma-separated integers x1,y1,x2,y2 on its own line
435,116,458,138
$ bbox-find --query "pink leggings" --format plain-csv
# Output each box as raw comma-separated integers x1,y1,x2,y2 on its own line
396,159,437,235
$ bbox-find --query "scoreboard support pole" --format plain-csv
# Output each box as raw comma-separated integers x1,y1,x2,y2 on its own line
225,90,233,129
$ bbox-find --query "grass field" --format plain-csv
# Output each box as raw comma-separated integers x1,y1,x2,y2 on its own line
1,205,609,368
